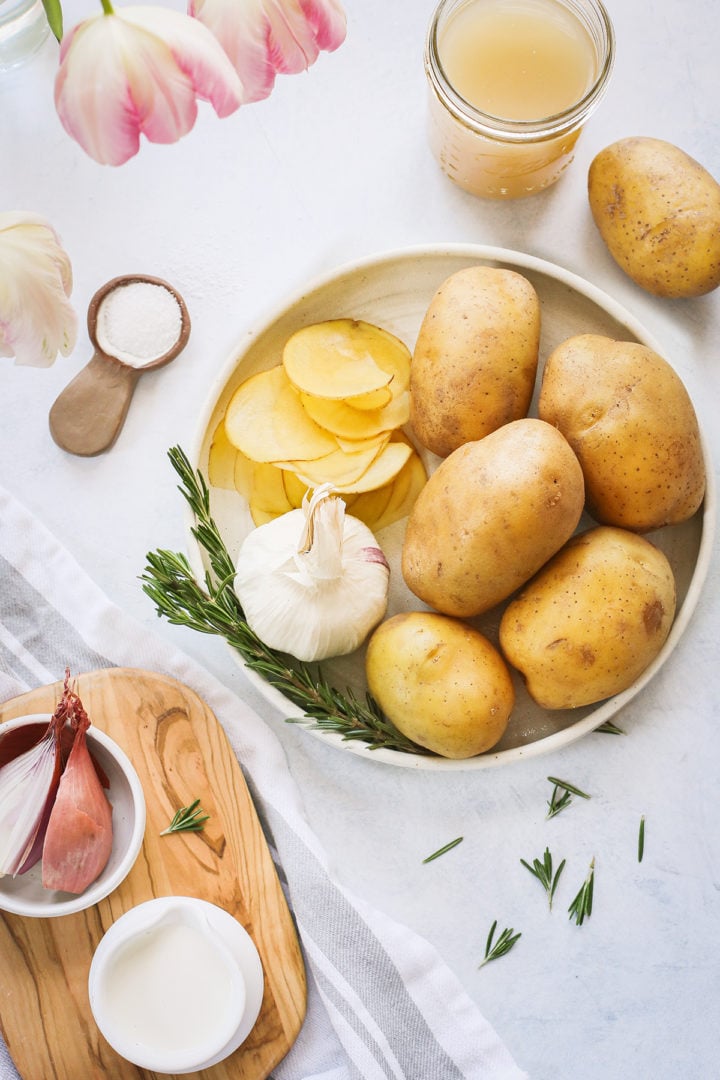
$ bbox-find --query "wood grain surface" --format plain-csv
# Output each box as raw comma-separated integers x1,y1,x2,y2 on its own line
0,668,306,1080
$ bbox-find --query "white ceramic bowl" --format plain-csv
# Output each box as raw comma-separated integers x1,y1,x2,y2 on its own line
88,896,264,1074
188,243,715,770
0,714,146,917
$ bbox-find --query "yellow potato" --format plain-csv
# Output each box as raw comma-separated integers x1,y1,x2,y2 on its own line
538,334,706,531
283,319,409,400
588,136,720,297
365,612,514,759
225,366,337,462
410,266,540,457
499,526,676,709
402,418,585,617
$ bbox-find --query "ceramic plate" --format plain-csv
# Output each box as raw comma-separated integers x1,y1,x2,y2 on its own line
188,244,715,770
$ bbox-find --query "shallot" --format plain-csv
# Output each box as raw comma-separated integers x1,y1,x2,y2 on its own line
42,694,113,894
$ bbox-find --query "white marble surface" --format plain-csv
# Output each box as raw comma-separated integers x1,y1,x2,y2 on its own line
2,1,719,1077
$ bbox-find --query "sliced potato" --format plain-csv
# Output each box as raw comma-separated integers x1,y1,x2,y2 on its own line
335,431,391,456
282,468,308,508
343,386,393,410
233,447,255,500
225,366,337,463
300,389,409,439
373,450,428,531
283,319,408,400
207,421,238,490
250,461,294,515
332,439,413,494
280,440,384,487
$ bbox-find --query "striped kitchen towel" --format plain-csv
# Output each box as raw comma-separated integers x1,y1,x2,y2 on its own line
0,483,527,1080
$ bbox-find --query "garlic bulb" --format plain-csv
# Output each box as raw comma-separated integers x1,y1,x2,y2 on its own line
234,485,390,662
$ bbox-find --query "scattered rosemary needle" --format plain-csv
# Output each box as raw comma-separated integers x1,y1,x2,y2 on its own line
160,799,210,836
520,846,566,910
422,836,463,863
141,447,427,757
479,920,522,968
638,815,646,862
546,776,591,819
568,858,595,925
595,720,625,735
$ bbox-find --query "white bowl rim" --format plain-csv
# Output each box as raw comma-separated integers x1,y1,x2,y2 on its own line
186,242,716,771
0,713,147,916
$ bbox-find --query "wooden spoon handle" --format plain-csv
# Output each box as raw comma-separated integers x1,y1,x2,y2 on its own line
49,353,141,457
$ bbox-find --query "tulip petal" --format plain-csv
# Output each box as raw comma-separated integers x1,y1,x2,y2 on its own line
54,8,243,166
0,212,77,368
190,0,347,103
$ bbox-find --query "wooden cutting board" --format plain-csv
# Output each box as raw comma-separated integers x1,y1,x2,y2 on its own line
0,668,306,1080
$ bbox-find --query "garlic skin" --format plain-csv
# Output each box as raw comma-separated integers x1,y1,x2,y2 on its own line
234,486,390,662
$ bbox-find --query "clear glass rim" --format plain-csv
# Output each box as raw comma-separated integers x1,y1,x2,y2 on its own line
425,0,616,143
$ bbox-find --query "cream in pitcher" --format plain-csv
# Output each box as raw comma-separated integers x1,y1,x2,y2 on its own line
424,0,615,199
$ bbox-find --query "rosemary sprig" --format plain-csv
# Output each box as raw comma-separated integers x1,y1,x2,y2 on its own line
479,920,522,968
161,799,210,835
520,846,566,909
638,816,645,862
141,447,428,756
546,776,591,819
568,858,595,925
422,837,463,863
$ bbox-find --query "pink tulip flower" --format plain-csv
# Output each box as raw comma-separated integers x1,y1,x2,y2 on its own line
0,212,77,368
189,0,347,103
54,4,244,166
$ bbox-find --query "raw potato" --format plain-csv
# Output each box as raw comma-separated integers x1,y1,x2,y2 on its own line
499,526,677,709
538,334,706,531
410,266,540,457
588,136,720,298
402,418,585,617
365,612,514,759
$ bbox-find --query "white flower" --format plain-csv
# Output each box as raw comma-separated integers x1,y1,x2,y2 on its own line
0,212,77,368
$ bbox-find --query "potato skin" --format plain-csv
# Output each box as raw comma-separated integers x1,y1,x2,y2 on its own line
365,612,514,758
499,526,676,709
588,136,720,298
410,266,540,457
538,334,705,531
401,418,585,617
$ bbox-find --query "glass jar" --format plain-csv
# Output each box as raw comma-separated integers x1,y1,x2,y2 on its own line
424,0,615,199
0,0,50,71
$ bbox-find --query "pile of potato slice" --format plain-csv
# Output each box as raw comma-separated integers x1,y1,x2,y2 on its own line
208,318,427,529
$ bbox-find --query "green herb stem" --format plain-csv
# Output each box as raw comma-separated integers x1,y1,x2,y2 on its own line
161,799,210,835
568,858,595,925
520,847,566,910
638,816,645,862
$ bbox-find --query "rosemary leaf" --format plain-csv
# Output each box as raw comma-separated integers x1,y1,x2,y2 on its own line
520,847,566,910
546,777,591,800
595,720,625,735
479,920,522,968
142,447,429,756
422,837,463,863
161,799,210,835
546,784,572,820
568,858,595,925
545,777,591,819
638,816,645,863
